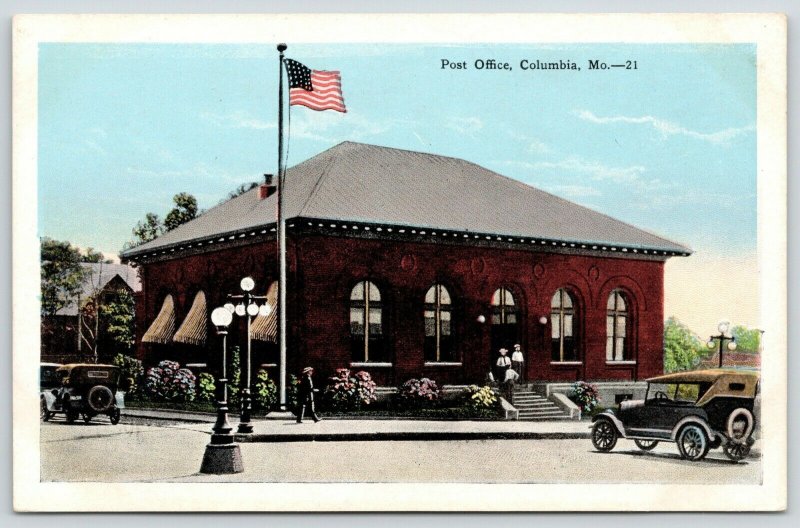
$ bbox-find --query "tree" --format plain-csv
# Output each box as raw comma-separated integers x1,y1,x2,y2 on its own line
663,317,707,373
227,182,259,200
131,212,164,245
40,238,87,316
731,325,761,354
164,192,198,232
99,288,136,353
81,247,112,263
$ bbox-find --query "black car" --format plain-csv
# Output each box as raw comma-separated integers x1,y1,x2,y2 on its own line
591,369,759,461
40,363,124,424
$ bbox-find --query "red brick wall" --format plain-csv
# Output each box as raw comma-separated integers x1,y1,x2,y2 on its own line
135,233,666,385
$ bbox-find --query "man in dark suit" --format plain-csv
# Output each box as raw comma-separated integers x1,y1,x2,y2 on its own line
296,366,321,423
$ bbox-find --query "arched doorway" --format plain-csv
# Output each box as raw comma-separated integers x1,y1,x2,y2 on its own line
490,287,519,376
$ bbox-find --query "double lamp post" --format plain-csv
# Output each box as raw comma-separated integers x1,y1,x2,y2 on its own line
200,276,272,474
707,319,737,368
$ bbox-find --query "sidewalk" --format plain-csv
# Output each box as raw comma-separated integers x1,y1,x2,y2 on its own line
122,407,592,442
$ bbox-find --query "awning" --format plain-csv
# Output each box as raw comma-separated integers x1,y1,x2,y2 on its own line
141,294,176,344
251,281,278,343
173,291,207,346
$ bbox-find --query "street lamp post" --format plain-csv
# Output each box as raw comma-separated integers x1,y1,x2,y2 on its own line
707,319,738,369
224,276,272,434
200,307,243,474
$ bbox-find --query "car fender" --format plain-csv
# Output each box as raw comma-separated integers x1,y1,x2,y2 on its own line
592,411,626,437
115,391,126,409
40,391,57,411
670,415,714,441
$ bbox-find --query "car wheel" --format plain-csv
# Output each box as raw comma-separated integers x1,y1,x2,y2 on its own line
40,398,52,422
591,419,618,452
723,441,751,462
110,408,121,425
634,439,659,451
677,424,710,461
87,385,114,413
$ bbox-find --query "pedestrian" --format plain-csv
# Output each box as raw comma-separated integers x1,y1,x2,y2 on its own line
296,366,321,424
495,348,511,382
511,343,524,382
502,367,520,401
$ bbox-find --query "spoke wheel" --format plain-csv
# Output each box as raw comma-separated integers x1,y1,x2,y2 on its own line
677,424,709,461
591,420,618,452
634,439,659,451
723,442,751,461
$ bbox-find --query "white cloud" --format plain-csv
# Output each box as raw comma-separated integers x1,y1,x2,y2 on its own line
509,157,645,183
545,184,602,198
508,131,551,154
445,116,484,137
575,110,754,145
201,111,276,130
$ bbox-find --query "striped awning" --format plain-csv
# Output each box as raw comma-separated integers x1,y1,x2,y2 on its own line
141,294,176,344
173,291,207,346
251,281,278,342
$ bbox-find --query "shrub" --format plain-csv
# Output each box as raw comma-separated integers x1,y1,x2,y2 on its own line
227,346,241,407
322,368,377,412
288,374,300,409
397,377,440,408
197,372,216,403
112,353,143,397
144,360,197,402
463,384,497,409
570,381,600,413
253,369,278,411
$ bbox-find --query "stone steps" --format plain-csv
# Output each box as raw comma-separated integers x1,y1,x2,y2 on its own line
512,387,572,421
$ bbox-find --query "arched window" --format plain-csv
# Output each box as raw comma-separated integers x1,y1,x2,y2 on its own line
424,284,455,362
551,289,577,362
490,287,518,353
606,290,629,361
350,281,387,363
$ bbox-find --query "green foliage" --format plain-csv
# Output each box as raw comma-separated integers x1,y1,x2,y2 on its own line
288,374,299,409
570,381,600,413
197,372,217,403
131,212,164,245
663,317,707,372
112,353,144,396
98,288,136,352
40,238,87,316
164,192,199,232
228,346,242,407
80,247,111,263
731,325,761,353
253,370,278,411
227,182,259,200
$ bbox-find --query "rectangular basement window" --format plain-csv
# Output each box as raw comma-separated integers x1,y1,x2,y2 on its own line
350,362,393,368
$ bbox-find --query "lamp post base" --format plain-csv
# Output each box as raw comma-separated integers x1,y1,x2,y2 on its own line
200,443,244,474
236,422,254,434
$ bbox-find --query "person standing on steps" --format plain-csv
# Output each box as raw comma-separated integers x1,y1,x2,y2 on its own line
495,348,511,384
296,366,321,424
511,343,524,383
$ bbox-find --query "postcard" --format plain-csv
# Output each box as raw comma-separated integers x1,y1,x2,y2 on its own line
12,13,787,511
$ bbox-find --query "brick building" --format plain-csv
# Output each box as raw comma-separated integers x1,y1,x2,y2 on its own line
121,141,690,387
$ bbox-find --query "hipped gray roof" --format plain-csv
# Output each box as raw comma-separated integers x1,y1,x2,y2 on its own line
121,141,690,258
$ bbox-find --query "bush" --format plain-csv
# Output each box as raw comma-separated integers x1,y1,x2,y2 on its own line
397,377,440,408
228,346,241,407
144,360,196,402
112,353,144,397
253,369,278,411
463,385,497,409
322,368,377,412
570,381,600,413
196,372,216,403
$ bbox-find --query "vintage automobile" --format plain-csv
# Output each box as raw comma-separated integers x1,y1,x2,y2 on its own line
40,363,124,424
591,369,759,462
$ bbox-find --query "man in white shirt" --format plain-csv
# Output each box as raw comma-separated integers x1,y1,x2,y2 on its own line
495,348,511,382
511,343,524,382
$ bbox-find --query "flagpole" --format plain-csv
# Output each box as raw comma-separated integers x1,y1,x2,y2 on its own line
276,42,288,410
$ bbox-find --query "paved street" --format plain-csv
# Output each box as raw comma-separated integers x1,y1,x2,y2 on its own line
39,417,761,484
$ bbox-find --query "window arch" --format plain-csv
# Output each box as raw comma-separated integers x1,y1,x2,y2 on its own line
606,290,629,361
424,284,455,362
551,288,577,362
350,281,387,363
491,288,517,325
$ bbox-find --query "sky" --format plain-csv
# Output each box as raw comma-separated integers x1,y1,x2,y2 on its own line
37,43,758,335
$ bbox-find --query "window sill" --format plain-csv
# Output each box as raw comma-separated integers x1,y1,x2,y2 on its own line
259,363,278,368
606,361,636,365
350,362,393,368
185,363,207,368
424,362,463,367
550,361,582,366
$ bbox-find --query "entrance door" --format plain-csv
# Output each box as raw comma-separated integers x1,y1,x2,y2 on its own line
490,287,519,378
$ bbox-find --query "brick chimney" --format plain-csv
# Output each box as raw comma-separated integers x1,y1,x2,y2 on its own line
258,174,277,200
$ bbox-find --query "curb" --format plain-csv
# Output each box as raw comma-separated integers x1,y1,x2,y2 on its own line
235,431,591,443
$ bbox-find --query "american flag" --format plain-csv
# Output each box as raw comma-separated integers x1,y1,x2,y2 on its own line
284,58,346,113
